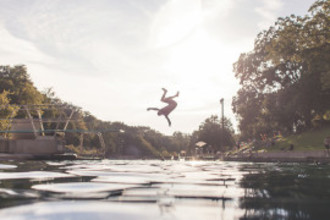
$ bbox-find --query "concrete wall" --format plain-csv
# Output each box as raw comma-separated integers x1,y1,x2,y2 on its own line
1,119,66,156
10,119,41,140
8,136,64,155
0,137,9,153
224,150,330,162
252,150,328,159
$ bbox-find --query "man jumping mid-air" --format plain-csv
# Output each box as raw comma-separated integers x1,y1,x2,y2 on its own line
147,88,179,126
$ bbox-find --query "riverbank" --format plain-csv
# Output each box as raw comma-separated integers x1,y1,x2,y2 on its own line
223,126,330,163
224,150,330,163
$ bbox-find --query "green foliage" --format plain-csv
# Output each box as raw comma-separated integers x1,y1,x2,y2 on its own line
269,126,330,152
193,115,235,152
0,91,18,132
171,131,190,152
0,65,45,105
233,0,330,140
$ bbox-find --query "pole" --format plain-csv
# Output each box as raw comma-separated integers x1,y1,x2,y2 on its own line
24,105,38,138
220,98,224,129
220,98,224,149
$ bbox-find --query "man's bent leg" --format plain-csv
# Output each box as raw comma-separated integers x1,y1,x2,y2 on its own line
161,88,168,102
165,115,171,126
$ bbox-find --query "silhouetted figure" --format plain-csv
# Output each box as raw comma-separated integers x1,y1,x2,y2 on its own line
147,88,179,126
324,137,330,156
236,141,241,150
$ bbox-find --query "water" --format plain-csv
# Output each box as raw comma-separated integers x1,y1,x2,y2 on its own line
0,160,330,220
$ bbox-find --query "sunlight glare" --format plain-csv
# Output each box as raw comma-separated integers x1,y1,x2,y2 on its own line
150,0,202,49
165,29,238,106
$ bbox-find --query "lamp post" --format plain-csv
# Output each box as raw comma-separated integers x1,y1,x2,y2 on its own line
220,98,224,129
220,98,224,149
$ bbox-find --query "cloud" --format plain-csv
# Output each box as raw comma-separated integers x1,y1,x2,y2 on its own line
202,0,235,18
0,0,167,77
149,0,202,49
0,24,55,67
255,0,284,29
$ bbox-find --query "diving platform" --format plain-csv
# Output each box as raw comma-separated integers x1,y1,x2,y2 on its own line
0,104,80,159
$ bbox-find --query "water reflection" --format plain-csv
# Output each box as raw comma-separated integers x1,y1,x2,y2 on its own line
0,160,329,219
239,163,330,220
0,164,17,169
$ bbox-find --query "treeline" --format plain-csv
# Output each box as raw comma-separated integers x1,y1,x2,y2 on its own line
232,0,330,140
0,65,235,158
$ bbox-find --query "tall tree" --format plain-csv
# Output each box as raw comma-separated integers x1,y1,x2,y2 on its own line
0,91,18,132
0,65,44,105
196,115,235,152
232,0,330,138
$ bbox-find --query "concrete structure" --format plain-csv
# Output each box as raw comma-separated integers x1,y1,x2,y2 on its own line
0,104,74,159
10,119,40,139
6,137,64,155
0,104,111,160
0,119,65,156
224,150,330,162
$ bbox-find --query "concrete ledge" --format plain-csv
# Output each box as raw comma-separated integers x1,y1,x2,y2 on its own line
0,153,35,160
7,136,64,155
0,153,77,160
224,150,330,163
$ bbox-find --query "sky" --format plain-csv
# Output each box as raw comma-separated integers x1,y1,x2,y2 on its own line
0,0,316,135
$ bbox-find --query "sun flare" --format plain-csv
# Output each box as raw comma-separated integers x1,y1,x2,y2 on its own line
149,0,238,109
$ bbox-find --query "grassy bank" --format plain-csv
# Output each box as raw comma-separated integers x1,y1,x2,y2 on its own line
268,126,330,152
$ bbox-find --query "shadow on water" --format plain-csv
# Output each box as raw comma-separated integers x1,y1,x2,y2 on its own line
0,160,93,209
238,163,330,220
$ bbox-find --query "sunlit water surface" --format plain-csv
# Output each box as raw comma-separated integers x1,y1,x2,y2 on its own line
0,160,330,220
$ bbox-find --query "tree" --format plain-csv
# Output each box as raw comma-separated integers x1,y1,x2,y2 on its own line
0,91,18,132
196,115,235,152
171,131,190,152
232,0,330,138
0,65,44,106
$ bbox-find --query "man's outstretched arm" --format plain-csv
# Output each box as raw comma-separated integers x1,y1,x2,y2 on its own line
165,115,171,127
147,107,160,111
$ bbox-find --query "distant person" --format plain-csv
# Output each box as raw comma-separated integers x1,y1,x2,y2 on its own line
147,88,179,126
236,141,241,150
324,136,330,156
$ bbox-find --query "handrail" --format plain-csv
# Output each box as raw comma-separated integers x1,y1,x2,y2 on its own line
0,104,74,107
0,104,79,110
0,129,125,134
0,119,83,122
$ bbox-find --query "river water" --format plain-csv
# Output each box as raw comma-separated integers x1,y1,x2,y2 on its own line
0,160,329,220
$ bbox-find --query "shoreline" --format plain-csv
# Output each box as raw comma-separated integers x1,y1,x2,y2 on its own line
223,149,330,163
1,150,330,163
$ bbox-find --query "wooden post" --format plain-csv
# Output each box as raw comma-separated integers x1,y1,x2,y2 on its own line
79,132,84,151
24,105,38,138
53,113,63,136
97,132,106,159
63,109,75,131
36,109,45,136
